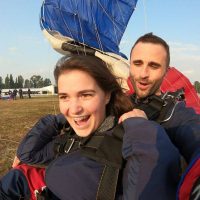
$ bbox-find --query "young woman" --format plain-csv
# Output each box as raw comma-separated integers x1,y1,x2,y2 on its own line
0,55,180,199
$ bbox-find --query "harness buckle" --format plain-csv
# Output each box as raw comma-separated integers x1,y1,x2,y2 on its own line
64,138,75,153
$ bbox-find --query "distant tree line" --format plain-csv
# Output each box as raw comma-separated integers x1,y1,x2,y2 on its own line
194,81,200,94
0,74,52,89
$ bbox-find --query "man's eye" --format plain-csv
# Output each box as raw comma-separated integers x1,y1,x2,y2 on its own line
150,64,160,69
133,61,142,66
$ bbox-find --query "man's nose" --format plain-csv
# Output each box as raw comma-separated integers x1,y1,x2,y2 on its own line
140,66,149,78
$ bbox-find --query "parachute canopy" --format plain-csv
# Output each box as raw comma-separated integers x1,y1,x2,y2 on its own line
40,0,138,57
161,67,200,114
40,0,200,113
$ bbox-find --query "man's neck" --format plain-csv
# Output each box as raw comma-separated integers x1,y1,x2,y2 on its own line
131,92,163,105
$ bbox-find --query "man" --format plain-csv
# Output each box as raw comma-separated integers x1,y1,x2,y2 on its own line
27,88,31,98
119,33,200,163
19,88,23,99
13,89,18,100
121,33,200,199
13,33,200,198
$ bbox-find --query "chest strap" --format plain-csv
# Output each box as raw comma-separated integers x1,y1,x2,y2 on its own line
54,124,124,200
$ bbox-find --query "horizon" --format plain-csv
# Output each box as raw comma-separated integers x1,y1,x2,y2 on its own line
0,0,200,84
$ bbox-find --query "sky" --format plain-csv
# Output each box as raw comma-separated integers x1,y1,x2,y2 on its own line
0,0,200,84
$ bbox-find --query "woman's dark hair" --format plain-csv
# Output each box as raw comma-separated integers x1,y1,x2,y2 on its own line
54,54,133,117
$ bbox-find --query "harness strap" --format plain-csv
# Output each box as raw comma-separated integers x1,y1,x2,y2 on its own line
64,135,105,153
81,125,124,200
53,125,124,199
135,95,164,120
96,166,120,200
158,88,185,123
131,88,185,123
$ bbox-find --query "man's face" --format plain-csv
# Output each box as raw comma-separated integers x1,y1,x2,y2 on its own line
130,42,168,99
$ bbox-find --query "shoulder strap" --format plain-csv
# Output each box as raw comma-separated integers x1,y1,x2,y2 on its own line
53,123,126,200
81,125,124,200
135,95,164,121
54,124,124,200
131,88,185,123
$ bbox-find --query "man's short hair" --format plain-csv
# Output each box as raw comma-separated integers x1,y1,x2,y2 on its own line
130,33,170,67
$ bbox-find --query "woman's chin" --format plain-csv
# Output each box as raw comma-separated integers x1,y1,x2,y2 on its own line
75,130,92,137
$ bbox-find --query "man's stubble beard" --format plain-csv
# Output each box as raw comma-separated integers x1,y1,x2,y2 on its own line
130,75,163,99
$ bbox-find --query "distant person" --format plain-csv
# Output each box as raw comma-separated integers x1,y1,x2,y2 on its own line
19,88,23,99
0,89,1,98
8,90,13,100
27,88,31,98
13,89,18,100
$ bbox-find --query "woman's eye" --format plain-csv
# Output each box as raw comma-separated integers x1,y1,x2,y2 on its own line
81,93,93,99
59,95,68,100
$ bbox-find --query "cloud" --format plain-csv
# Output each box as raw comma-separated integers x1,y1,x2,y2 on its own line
169,42,200,58
182,69,194,74
169,42,200,52
169,42,200,82
8,47,18,53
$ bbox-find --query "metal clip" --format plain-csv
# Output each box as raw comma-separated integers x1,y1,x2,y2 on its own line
64,138,75,153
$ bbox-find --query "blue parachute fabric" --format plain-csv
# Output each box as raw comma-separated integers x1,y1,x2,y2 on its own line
40,0,138,56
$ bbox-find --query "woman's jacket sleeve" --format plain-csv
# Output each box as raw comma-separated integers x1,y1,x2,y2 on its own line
17,114,66,164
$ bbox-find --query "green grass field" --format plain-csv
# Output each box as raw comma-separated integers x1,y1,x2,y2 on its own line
0,95,188,178
0,96,59,177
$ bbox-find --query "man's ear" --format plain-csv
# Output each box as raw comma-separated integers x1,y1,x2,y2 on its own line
166,66,170,73
164,66,170,76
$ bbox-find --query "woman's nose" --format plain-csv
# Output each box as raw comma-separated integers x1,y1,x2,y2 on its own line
68,99,83,114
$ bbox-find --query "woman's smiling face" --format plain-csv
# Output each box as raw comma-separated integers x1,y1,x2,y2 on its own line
58,69,110,137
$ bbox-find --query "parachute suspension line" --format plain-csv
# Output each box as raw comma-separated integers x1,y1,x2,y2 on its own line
142,0,148,33
57,1,74,39
89,2,109,69
58,0,81,55
97,0,123,35
97,0,121,46
91,12,104,52
115,0,126,46
40,1,45,28
75,0,86,55
116,0,126,25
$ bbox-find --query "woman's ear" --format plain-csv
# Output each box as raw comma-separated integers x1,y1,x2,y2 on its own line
105,92,111,105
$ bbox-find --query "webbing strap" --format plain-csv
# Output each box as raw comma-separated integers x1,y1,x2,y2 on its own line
96,166,120,200
55,124,124,199
190,177,200,200
131,89,185,123
63,135,104,153
135,95,164,121
81,125,124,200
